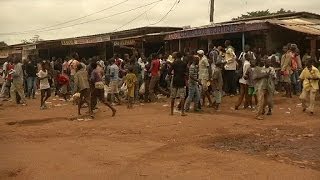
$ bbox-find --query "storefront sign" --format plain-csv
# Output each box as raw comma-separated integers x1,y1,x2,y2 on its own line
113,39,135,46
61,39,75,45
244,23,269,31
10,49,22,54
165,23,269,40
61,35,110,45
22,44,36,51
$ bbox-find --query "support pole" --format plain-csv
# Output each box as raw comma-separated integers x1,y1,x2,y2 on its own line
242,32,245,52
210,0,214,23
310,38,316,59
178,39,181,51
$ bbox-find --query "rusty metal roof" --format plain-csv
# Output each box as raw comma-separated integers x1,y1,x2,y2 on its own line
268,18,320,35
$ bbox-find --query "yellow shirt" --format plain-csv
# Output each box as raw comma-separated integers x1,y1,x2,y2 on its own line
299,66,320,90
125,73,137,88
224,46,237,70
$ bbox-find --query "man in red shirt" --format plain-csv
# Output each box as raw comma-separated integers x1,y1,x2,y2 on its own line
148,54,161,102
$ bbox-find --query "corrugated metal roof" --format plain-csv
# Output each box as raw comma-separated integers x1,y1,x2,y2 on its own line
268,18,320,35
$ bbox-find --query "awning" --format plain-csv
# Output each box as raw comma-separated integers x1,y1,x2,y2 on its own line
268,18,320,35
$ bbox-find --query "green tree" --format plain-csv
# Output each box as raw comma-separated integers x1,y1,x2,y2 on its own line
232,9,295,20
0,41,8,48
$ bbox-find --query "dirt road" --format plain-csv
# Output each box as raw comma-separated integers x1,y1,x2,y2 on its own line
0,96,319,179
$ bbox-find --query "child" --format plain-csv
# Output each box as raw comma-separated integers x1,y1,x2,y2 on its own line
124,67,137,109
245,59,258,109
211,60,224,111
253,59,269,120
37,62,51,110
264,58,277,115
57,70,70,101
299,59,320,115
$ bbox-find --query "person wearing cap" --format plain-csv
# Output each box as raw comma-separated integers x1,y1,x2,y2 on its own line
197,49,213,107
224,40,237,96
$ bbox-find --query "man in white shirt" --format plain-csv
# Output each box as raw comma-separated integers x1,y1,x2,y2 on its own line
198,50,213,107
238,45,256,63
68,53,80,92
224,40,237,96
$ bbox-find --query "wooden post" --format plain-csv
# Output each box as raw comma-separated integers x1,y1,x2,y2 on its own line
310,38,316,59
210,0,214,23
242,32,245,52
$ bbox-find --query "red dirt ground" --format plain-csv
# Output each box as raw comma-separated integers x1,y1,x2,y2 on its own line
0,95,319,179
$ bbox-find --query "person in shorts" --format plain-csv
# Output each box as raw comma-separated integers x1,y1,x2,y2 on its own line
37,61,51,110
169,52,188,116
245,59,258,109
109,58,121,105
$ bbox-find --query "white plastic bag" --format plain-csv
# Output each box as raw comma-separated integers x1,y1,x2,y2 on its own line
139,82,145,95
121,83,128,94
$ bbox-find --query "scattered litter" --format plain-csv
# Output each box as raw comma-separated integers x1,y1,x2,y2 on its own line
288,108,291,111
59,99,66,101
230,107,235,110
140,103,145,106
279,108,284,110
77,118,84,121
178,121,182,124
285,112,291,114
52,99,57,101
46,101,52,104
303,134,314,137
84,118,93,121
174,109,181,113
297,103,302,106
162,104,169,107
54,104,62,107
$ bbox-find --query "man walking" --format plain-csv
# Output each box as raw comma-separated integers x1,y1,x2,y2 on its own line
169,52,188,116
10,57,26,105
198,49,213,107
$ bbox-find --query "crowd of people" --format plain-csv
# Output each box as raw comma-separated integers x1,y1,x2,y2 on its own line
1,40,320,120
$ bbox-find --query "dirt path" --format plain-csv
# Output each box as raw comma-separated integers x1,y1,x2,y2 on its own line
0,96,319,179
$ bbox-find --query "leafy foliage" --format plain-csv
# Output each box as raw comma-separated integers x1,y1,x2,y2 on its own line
232,9,295,20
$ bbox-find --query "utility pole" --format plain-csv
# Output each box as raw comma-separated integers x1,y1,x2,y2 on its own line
209,0,214,23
